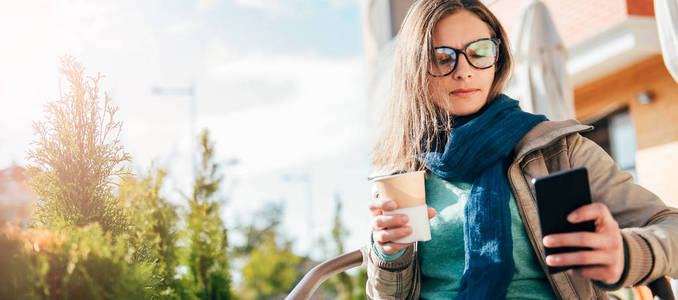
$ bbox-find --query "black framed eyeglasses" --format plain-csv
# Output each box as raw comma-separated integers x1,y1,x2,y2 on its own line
428,38,501,77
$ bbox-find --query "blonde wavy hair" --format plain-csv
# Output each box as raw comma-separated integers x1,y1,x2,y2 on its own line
371,0,513,174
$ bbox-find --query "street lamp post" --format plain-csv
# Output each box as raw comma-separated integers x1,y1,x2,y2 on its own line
151,82,197,179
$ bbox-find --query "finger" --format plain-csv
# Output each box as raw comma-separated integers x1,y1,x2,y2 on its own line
567,203,611,225
373,226,413,244
428,207,437,219
545,250,613,267
372,214,409,230
543,231,611,249
368,199,397,216
367,200,384,215
568,266,618,284
376,242,413,255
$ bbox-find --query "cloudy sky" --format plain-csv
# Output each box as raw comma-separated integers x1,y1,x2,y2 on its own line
0,0,373,262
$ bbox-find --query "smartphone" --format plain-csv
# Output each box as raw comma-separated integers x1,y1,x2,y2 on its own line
532,167,596,274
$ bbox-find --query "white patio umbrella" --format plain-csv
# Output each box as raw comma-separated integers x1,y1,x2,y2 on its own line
655,0,678,84
510,0,575,121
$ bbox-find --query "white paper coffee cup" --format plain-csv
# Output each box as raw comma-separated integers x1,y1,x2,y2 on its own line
371,171,431,243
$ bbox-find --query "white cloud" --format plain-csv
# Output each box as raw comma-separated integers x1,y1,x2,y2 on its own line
166,20,203,36
233,0,287,10
197,0,220,11
197,38,368,175
232,0,357,15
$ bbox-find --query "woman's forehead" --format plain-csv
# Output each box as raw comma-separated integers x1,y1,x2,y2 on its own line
433,10,493,48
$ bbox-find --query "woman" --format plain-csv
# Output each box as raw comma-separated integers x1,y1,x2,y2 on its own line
366,0,678,299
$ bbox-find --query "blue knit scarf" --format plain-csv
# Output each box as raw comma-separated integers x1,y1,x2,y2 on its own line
418,94,547,299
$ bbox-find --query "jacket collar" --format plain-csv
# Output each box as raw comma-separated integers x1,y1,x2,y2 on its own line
513,119,594,161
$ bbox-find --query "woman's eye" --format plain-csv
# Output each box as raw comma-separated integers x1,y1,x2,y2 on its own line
438,57,454,65
471,48,491,56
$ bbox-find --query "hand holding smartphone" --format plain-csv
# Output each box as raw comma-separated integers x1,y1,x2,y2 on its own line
532,167,596,274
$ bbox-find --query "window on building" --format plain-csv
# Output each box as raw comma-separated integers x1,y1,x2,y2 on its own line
581,108,638,182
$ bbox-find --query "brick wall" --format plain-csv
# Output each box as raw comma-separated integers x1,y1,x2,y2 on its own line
626,0,654,16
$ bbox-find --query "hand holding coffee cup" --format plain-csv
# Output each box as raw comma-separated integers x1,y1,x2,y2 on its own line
369,198,437,255
369,171,436,255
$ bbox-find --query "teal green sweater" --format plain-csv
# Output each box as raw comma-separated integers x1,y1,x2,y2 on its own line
375,173,556,299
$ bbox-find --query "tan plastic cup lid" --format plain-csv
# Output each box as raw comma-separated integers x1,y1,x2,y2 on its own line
371,171,426,209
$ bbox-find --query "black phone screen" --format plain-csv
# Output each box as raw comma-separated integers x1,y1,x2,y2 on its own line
532,167,596,274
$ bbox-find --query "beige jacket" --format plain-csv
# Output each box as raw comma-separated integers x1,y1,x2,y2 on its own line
366,120,678,299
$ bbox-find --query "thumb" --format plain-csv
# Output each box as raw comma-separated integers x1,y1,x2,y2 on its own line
428,207,437,219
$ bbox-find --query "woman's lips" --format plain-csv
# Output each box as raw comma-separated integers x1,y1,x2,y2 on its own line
450,89,479,98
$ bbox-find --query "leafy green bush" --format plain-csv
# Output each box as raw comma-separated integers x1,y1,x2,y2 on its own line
26,55,129,235
0,223,157,300
118,167,182,297
184,129,235,300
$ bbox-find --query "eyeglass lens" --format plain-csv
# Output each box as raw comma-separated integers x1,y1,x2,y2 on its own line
430,39,497,76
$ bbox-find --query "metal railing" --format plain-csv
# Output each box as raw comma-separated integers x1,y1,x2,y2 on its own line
286,246,369,300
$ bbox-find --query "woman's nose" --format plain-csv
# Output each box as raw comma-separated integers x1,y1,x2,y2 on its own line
452,54,473,79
